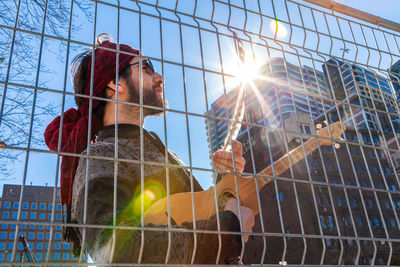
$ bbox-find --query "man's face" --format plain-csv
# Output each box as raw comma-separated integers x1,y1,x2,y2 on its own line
124,57,167,116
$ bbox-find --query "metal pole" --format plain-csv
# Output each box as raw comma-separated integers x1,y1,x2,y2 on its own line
302,0,400,33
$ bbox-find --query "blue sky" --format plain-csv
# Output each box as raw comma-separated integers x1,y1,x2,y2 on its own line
1,0,400,193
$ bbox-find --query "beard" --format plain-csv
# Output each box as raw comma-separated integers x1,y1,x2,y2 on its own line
126,77,168,117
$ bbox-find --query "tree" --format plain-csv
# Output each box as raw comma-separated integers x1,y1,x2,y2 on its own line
0,0,93,178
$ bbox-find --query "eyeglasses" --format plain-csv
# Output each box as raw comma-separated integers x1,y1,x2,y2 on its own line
127,59,156,74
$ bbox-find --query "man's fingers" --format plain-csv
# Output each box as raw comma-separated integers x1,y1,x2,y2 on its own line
231,140,243,155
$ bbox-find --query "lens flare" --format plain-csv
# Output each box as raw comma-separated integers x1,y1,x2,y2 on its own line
270,19,288,39
132,180,166,218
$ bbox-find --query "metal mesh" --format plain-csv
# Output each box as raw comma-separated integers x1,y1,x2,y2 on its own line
0,0,400,266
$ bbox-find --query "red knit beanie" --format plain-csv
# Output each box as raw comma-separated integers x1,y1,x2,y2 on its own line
44,37,139,206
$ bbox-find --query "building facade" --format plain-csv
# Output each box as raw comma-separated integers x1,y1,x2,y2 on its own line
388,59,400,101
0,184,82,266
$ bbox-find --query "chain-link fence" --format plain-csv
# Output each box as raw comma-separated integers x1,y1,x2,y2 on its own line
1,0,400,266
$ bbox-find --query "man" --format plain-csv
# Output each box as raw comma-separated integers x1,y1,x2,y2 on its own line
44,34,254,265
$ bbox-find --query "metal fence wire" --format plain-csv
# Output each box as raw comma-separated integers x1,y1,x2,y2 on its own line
1,0,400,266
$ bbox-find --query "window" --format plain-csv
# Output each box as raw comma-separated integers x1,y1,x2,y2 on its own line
11,224,16,229
1,224,7,229
29,224,35,229
48,213,52,220
20,224,26,229
2,212,9,219
337,197,342,207
37,232,43,240
53,253,60,260
22,202,28,210
0,243,4,249
63,252,69,260
40,203,46,210
373,216,381,227
55,242,61,249
8,243,13,249
57,204,62,210
36,253,42,260
0,233,6,239
31,203,37,210
12,212,17,219
21,212,27,219
48,204,53,211
56,213,62,220
55,233,61,240
37,243,43,249
304,125,311,134
30,212,37,220
39,213,45,220
4,202,10,209
38,225,44,230
390,218,397,228
63,243,69,250
28,233,34,239
13,202,19,209
9,232,15,240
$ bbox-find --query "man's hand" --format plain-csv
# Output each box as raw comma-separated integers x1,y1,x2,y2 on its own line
224,197,255,243
213,140,246,173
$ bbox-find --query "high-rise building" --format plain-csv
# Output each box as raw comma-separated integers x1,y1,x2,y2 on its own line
207,57,400,265
323,58,400,134
207,57,334,172
0,184,82,265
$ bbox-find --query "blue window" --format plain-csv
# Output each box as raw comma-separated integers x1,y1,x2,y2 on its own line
55,242,60,249
57,204,62,210
0,254,4,261
328,216,334,228
30,212,36,219
40,203,46,210
373,216,380,227
38,225,44,230
48,214,52,220
4,202,10,209
56,213,62,220
31,203,37,210
12,212,17,219
1,224,7,229
337,198,342,207
37,243,42,249
36,253,42,260
20,224,26,229
63,243,69,249
63,253,69,260
9,233,15,240
320,216,327,229
37,233,43,239
8,243,13,249
0,243,4,249
3,212,9,219
55,233,61,240
21,212,27,219
39,213,45,220
29,224,35,229
13,202,19,209
22,203,28,209
48,204,53,211
54,253,60,260
28,233,34,239
0,233,6,239
11,224,16,229
390,218,397,227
